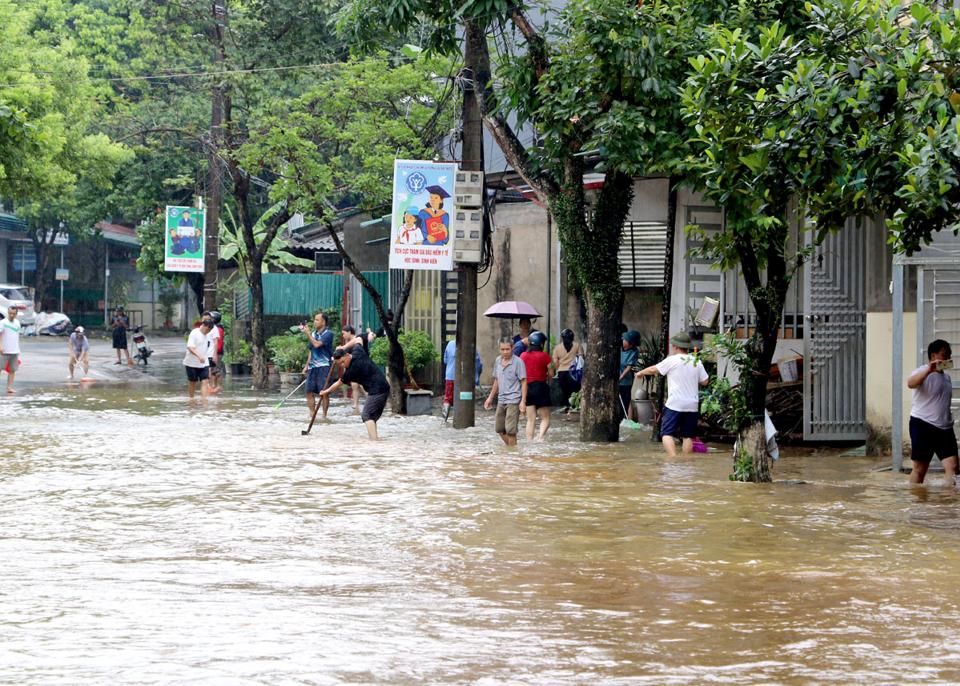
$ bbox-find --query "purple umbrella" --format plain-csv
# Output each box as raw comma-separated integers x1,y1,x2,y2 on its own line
483,300,542,319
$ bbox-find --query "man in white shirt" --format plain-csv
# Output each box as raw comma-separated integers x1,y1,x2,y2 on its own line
184,318,213,399
0,306,21,394
907,339,958,487
202,310,222,394
636,331,709,456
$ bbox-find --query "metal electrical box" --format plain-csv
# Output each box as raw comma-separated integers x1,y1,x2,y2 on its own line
455,170,484,208
452,208,483,263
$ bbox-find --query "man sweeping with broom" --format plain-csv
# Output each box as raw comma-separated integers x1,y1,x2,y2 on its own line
318,347,389,440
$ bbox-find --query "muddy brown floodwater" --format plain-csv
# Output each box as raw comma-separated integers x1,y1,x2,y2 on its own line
0,374,958,685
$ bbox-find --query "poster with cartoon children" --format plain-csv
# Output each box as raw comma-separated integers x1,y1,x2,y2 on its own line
164,206,206,273
390,160,456,271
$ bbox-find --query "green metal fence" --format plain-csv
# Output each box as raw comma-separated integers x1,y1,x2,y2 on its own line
257,272,389,321
260,273,344,316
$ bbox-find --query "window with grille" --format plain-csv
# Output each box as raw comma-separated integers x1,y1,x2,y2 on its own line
618,221,668,287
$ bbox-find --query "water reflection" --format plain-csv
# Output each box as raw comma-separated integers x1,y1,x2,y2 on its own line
0,380,958,684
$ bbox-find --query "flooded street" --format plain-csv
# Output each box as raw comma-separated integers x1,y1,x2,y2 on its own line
1,362,958,684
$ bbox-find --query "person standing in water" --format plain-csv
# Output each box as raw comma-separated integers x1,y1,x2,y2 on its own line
907,339,958,487
184,318,213,399
484,338,527,447
520,331,553,441
552,328,583,411
635,332,709,456
68,326,90,380
111,307,133,366
0,305,21,394
301,312,334,421
320,347,390,440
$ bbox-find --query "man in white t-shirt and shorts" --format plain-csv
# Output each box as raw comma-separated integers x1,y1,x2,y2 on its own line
636,331,709,456
907,339,958,487
184,318,213,399
0,306,21,394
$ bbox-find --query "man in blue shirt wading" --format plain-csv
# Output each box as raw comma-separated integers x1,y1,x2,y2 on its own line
301,312,334,420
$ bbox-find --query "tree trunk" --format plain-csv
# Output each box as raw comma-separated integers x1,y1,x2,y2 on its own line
580,289,624,441
734,212,790,484
385,270,416,413
736,420,770,483
321,222,410,413
551,163,633,442
248,257,269,389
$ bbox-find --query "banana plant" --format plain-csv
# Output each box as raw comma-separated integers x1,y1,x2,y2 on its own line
219,202,313,285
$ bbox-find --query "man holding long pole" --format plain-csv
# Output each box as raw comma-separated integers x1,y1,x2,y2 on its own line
319,347,389,440
300,312,334,421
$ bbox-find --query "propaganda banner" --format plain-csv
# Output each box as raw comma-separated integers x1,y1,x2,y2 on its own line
389,160,457,271
164,206,205,273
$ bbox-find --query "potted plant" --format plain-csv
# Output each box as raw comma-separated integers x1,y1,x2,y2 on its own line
225,339,253,375
158,284,180,329
266,330,308,387
370,330,439,415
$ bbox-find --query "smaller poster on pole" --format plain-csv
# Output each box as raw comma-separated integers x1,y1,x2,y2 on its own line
389,160,457,271
164,206,205,273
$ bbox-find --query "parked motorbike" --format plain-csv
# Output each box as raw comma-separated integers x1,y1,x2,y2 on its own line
132,326,153,364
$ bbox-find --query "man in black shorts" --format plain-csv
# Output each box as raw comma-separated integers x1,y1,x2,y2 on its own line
907,339,958,487
320,347,390,440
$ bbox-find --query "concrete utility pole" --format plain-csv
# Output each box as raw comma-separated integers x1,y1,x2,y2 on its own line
203,1,227,312
453,21,486,429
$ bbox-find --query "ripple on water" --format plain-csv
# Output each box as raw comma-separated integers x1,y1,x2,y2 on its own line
0,384,958,684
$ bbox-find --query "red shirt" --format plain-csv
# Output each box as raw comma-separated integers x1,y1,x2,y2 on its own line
521,350,551,383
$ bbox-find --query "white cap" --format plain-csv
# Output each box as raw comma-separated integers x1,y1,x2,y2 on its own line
75,326,84,333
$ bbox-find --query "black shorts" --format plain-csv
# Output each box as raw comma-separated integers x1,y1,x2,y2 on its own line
362,391,389,422
306,366,333,394
185,365,209,383
661,407,699,439
909,416,958,464
112,329,127,349
526,380,552,409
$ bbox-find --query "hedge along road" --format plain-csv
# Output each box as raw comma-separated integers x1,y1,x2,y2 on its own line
0,343,957,684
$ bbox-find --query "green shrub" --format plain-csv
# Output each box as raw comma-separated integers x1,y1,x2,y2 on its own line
369,329,439,371
224,339,252,365
266,332,309,372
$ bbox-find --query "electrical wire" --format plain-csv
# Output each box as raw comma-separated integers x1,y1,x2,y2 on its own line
0,60,343,89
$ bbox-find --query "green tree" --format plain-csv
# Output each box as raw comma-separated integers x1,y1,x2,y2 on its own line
341,0,732,440
243,52,456,411
0,0,131,306
678,0,925,480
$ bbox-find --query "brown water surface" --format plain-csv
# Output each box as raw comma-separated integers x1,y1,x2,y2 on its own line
0,379,957,684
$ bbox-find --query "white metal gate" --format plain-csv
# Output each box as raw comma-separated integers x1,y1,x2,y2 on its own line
803,217,867,440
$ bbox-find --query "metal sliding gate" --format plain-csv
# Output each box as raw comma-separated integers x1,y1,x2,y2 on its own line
803,217,867,440
893,235,960,470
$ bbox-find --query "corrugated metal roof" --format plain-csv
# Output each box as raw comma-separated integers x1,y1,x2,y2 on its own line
288,223,342,251
97,221,140,247
0,212,26,234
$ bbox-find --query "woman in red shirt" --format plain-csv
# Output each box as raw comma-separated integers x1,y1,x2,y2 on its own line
520,332,554,441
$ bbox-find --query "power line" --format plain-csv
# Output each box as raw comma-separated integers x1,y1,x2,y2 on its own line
0,60,342,89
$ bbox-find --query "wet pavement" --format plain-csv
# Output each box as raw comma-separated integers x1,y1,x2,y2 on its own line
0,340,958,685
